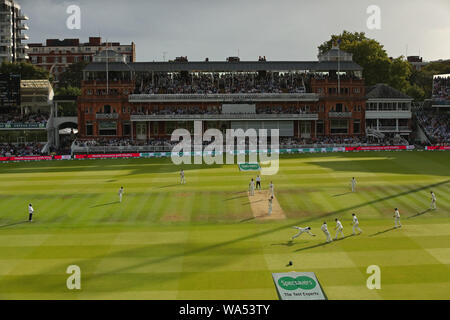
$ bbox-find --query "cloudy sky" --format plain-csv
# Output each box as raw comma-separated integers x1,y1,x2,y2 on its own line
18,0,450,62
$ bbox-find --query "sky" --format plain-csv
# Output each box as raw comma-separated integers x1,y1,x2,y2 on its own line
17,0,450,62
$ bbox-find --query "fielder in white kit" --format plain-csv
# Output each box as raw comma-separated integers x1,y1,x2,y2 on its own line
431,191,437,210
291,226,316,240
180,169,186,184
351,177,357,193
118,186,124,203
321,222,332,243
249,179,255,196
351,213,362,235
334,218,345,240
268,196,273,216
394,208,402,228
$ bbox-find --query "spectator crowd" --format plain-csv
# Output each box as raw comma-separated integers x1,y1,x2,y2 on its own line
432,75,450,101
0,142,46,157
134,72,308,95
417,111,449,144
0,110,49,126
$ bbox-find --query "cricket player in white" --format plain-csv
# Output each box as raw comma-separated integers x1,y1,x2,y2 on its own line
118,187,124,203
249,179,255,196
269,181,274,197
268,196,273,216
28,204,34,222
431,191,437,210
334,218,345,240
394,208,402,228
351,213,362,235
291,226,316,240
180,169,186,184
321,222,332,243
351,177,357,192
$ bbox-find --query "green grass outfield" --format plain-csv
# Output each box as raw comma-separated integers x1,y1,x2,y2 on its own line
0,151,449,300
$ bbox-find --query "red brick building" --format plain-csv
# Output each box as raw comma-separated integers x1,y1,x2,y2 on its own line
77,47,367,142
28,37,136,81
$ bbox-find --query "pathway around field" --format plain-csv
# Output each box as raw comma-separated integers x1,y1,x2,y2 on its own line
248,190,286,220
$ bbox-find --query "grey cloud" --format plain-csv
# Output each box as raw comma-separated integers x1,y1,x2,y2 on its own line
17,0,450,62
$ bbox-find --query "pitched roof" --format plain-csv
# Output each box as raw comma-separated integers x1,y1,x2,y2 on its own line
366,83,412,100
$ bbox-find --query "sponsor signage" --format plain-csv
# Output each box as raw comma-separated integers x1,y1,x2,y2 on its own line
272,272,327,300
74,153,141,159
0,123,47,129
238,162,261,171
2,145,442,164
426,146,450,151
0,156,53,162
345,145,414,151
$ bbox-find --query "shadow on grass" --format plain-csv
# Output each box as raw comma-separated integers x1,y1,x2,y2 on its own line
333,192,352,197
294,241,334,252
369,227,397,237
156,184,180,189
242,199,264,206
0,221,28,229
224,195,247,201
407,209,431,219
89,201,120,209
29,178,449,291
271,240,297,247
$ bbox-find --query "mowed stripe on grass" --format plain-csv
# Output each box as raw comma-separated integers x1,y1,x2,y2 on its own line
0,151,448,300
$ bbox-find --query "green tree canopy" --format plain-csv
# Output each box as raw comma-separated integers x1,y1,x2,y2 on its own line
55,86,81,97
58,61,89,89
0,62,50,80
318,31,412,92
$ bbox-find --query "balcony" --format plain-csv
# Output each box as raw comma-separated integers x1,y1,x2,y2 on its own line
328,112,352,118
130,113,319,121
377,126,411,132
129,93,319,103
18,14,29,20
96,113,119,120
16,34,28,40
366,110,412,119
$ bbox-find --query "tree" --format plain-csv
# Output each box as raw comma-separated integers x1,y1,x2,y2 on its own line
318,31,412,92
0,62,50,80
58,61,89,88
55,86,81,97
410,60,450,99
405,83,425,101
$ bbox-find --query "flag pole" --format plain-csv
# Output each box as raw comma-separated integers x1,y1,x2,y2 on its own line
106,40,109,95
337,40,341,95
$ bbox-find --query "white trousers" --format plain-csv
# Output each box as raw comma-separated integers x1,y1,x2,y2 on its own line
323,231,332,242
335,228,344,239
353,223,362,234
292,230,314,239
395,217,402,228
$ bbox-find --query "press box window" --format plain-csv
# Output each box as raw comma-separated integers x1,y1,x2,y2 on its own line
330,120,348,134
